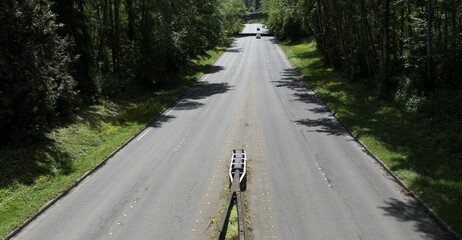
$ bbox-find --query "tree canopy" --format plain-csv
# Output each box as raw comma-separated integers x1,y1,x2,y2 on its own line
0,0,246,142
264,0,462,102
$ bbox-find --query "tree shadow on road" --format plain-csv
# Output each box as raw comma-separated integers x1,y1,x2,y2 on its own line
171,81,233,111
149,115,175,128
273,67,349,137
278,39,462,235
174,99,205,111
272,68,306,92
187,81,233,100
225,48,243,53
295,118,348,136
206,65,226,74
378,198,453,239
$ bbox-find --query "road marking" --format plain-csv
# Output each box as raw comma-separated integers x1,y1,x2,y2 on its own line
215,53,226,66
201,74,210,82
137,128,151,141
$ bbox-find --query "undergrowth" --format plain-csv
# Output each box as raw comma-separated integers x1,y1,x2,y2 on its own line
279,39,462,236
0,41,231,238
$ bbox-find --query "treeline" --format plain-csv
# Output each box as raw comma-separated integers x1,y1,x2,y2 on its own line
0,0,246,142
243,0,261,11
265,0,462,102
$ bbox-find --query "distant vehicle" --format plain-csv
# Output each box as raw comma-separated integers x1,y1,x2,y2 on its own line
257,28,260,31
256,34,261,39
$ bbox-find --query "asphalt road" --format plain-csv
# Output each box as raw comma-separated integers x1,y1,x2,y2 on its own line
13,24,448,240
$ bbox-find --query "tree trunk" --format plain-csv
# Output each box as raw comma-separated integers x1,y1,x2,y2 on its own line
315,0,329,64
127,0,135,41
451,0,457,86
331,0,353,75
400,2,405,57
407,0,413,40
98,0,109,72
426,0,433,90
108,0,120,74
113,0,120,73
382,0,390,92
359,0,375,77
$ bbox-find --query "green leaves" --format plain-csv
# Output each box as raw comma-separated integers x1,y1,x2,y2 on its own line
220,0,246,36
0,0,246,142
0,0,76,142
266,0,462,99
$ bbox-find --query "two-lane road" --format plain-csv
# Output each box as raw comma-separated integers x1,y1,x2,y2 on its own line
13,24,447,240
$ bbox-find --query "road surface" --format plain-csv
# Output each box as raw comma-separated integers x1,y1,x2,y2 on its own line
13,24,448,240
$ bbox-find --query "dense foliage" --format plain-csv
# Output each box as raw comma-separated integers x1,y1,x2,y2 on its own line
0,0,246,142
265,0,462,101
221,0,247,36
243,0,261,11
0,0,77,140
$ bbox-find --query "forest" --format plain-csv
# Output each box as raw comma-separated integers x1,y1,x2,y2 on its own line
263,0,462,165
264,0,462,103
0,0,246,142
1,0,462,237
263,0,462,234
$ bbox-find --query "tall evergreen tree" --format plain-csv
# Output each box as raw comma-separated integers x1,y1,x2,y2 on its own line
0,0,76,141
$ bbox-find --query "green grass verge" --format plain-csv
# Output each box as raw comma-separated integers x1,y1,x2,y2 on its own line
279,39,462,236
225,206,238,239
0,40,232,238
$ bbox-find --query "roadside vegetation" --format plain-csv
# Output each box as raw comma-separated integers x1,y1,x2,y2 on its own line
1,0,246,238
279,39,462,236
225,207,239,239
0,41,232,238
262,0,461,235
0,0,246,143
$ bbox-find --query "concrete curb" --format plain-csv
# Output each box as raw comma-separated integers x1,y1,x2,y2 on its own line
277,42,460,240
3,47,230,240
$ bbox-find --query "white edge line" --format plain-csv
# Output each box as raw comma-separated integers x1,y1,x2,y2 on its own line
3,35,239,240
137,128,151,141
215,52,226,66
201,74,210,82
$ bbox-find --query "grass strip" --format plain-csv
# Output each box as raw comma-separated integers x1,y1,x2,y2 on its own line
225,205,238,240
0,40,232,238
279,39,462,236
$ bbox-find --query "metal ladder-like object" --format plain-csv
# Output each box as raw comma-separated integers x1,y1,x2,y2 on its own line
215,150,247,240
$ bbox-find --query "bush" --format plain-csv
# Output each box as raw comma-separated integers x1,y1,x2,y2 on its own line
394,75,428,112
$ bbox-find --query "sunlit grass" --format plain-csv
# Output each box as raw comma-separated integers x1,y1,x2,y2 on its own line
0,43,231,238
280,39,462,236
225,206,238,239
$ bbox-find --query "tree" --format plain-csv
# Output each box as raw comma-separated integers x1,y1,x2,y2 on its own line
265,0,462,98
51,0,96,98
0,0,76,141
382,0,391,94
220,0,247,37
426,0,433,91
